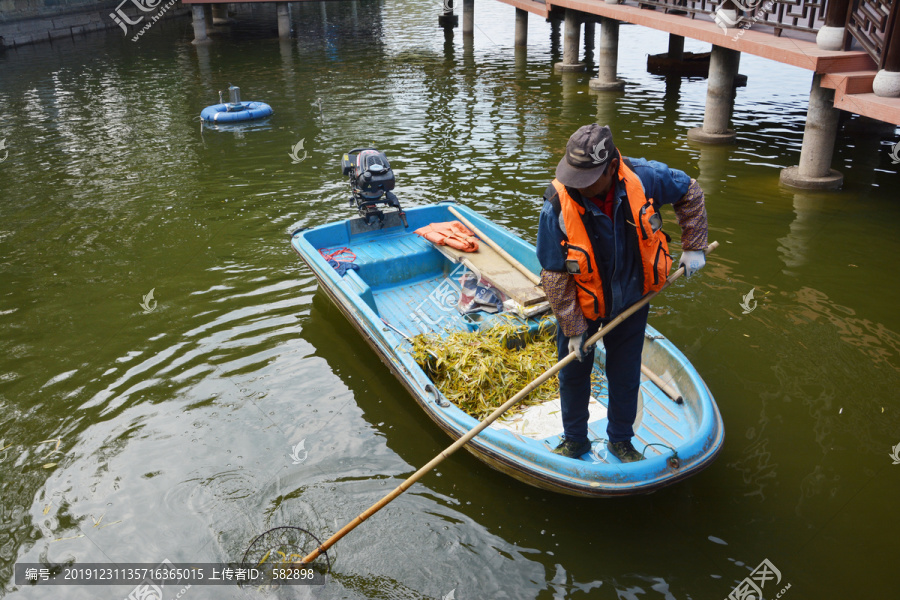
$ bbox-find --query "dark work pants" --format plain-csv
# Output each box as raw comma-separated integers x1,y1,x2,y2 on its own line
555,303,649,444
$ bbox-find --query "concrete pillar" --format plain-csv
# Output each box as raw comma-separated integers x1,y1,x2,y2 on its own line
555,9,585,72
201,5,213,30
687,45,740,144
277,3,291,39
589,18,624,90
780,74,844,189
190,5,210,44
515,8,528,47
668,34,684,61
462,0,474,36
211,4,229,25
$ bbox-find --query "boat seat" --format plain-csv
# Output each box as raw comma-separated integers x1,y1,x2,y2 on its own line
346,233,446,289
342,270,377,314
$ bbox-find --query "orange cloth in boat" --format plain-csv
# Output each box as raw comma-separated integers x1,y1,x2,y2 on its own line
414,221,479,253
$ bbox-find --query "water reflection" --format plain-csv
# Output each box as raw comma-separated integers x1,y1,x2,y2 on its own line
1,0,899,596
695,141,732,198
777,190,828,272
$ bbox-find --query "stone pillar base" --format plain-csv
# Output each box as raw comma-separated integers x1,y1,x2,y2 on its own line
779,166,843,190
687,127,736,145
589,78,625,91
555,62,587,72
873,69,900,98
816,25,845,51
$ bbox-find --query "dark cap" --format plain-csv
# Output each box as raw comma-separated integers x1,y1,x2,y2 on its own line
555,124,616,188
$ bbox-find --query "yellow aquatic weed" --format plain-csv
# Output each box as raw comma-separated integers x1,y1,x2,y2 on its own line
411,317,569,420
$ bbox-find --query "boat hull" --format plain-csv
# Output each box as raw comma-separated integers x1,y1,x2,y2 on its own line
291,203,724,497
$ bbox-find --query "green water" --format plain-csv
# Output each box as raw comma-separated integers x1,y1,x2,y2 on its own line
1,1,899,598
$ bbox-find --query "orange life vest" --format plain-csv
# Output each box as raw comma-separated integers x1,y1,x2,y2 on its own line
552,154,672,320
414,221,479,252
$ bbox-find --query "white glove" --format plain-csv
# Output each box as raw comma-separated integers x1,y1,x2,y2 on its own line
568,333,586,362
678,250,706,278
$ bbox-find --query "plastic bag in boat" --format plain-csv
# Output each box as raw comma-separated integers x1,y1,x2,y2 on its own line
457,273,506,314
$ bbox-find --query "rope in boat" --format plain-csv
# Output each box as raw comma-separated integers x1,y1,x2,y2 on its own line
319,247,356,262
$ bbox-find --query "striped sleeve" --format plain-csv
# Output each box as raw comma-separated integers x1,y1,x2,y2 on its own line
672,178,708,251
541,269,587,338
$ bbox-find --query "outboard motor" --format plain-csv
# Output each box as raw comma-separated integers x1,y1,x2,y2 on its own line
341,148,407,228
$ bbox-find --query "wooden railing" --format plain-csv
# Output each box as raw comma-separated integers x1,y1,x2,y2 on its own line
753,0,828,34
634,0,828,34
634,0,723,18
627,0,897,70
847,0,898,68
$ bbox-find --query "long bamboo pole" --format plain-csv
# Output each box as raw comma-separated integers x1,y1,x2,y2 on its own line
640,364,683,404
298,241,718,564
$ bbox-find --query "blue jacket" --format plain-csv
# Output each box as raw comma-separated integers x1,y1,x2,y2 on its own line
536,158,692,322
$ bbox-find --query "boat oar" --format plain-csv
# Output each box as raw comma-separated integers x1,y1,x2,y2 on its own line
297,241,718,565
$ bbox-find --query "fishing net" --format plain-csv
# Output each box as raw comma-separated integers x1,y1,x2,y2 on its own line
411,317,601,420
240,526,330,590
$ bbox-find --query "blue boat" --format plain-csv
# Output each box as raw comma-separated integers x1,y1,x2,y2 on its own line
290,153,723,497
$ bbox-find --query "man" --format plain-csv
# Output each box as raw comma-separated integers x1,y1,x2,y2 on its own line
536,124,708,462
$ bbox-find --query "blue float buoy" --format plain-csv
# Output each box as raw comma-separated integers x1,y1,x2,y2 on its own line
201,101,274,123
200,85,273,123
